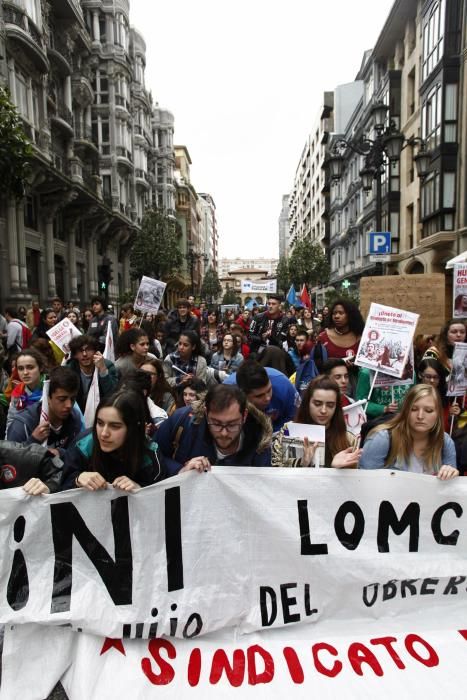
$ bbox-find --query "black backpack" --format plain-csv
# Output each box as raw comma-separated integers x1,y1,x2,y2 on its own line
360,413,395,447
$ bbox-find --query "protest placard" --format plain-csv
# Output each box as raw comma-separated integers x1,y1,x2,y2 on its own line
355,303,419,378
135,276,166,314
2,469,467,699
446,342,467,396
282,423,325,468
373,346,414,388
342,399,367,436
241,279,277,294
46,317,81,353
453,263,467,318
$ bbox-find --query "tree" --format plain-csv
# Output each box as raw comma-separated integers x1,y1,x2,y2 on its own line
0,87,33,199
288,239,330,288
275,256,290,295
130,208,183,281
222,287,240,305
200,266,222,303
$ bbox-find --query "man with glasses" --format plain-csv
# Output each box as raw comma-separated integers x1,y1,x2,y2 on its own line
156,384,272,475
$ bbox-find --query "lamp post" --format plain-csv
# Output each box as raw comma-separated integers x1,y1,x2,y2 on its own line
326,101,432,269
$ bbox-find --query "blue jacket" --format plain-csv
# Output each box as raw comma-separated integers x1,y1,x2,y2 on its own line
224,367,299,432
6,401,84,456
156,400,273,475
61,430,167,490
359,429,457,472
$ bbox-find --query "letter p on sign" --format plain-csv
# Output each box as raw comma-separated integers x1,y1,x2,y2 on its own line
369,232,391,254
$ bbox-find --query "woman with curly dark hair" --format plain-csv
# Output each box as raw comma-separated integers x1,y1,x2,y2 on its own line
317,299,364,362
31,307,58,341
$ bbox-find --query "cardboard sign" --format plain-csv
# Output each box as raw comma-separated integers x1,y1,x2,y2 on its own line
135,276,166,314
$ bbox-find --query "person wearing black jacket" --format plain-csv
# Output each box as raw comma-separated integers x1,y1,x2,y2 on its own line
248,294,290,354
61,390,168,492
87,297,118,350
164,299,200,354
0,441,63,494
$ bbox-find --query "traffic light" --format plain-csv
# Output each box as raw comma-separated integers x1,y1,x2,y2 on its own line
98,258,113,296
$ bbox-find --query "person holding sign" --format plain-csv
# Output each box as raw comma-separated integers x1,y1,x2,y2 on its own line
61,391,168,491
359,384,458,478
423,319,466,376
272,376,361,468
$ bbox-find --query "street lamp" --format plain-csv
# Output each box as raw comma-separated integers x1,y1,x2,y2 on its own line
326,100,431,235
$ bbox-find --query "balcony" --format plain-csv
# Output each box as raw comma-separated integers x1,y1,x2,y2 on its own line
135,169,150,189
3,2,49,73
47,0,84,25
74,124,98,152
71,74,94,106
50,103,74,135
52,151,70,176
116,146,133,169
48,35,72,74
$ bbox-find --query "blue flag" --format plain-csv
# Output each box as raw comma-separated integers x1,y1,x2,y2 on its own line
286,285,302,307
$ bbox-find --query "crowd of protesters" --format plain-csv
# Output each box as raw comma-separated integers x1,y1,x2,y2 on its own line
0,290,465,498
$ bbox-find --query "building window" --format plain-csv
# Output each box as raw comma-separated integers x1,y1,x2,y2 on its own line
114,13,129,50
24,194,38,229
92,70,108,105
26,248,40,296
444,84,457,142
421,170,440,219
407,68,416,117
422,83,442,150
422,0,445,82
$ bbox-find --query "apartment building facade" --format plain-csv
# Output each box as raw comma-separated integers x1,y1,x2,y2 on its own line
0,0,176,307
327,0,466,287
288,93,333,256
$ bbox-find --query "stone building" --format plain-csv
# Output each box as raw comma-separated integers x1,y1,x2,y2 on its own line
326,0,466,286
0,0,176,307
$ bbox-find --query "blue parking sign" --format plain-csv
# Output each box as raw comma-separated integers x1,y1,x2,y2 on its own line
369,232,391,254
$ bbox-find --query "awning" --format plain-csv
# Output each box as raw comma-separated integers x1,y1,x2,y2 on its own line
445,251,467,269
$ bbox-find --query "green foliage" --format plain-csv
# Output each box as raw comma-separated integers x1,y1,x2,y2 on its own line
130,208,183,281
288,239,330,287
200,266,222,302
222,287,240,305
325,286,360,308
0,87,33,199
275,256,290,294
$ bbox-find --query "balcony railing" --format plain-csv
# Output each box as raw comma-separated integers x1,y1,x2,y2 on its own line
4,3,44,47
75,124,94,142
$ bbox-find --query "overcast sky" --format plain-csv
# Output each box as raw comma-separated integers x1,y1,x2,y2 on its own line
130,0,395,259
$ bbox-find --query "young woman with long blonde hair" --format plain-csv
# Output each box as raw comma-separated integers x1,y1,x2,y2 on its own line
359,384,458,479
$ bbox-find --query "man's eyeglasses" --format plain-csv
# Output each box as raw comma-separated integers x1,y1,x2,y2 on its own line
207,421,243,433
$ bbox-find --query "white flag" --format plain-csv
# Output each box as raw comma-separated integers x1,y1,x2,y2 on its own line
103,321,115,363
83,368,100,428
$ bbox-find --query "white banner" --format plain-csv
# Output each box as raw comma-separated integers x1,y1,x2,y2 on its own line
355,303,419,378
46,318,81,353
103,321,115,363
135,276,166,314
241,279,277,294
2,469,467,638
453,263,467,318
2,469,467,697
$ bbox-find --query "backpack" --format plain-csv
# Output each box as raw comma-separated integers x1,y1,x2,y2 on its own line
360,413,396,447
14,320,32,351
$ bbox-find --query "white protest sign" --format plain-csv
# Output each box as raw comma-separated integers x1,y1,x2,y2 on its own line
2,469,467,640
135,276,166,314
373,346,414,388
285,423,325,442
46,317,81,353
342,399,367,436
241,279,277,294
283,423,325,468
453,263,467,318
446,342,467,397
355,303,419,378
103,321,115,363
3,620,467,700
3,470,467,699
